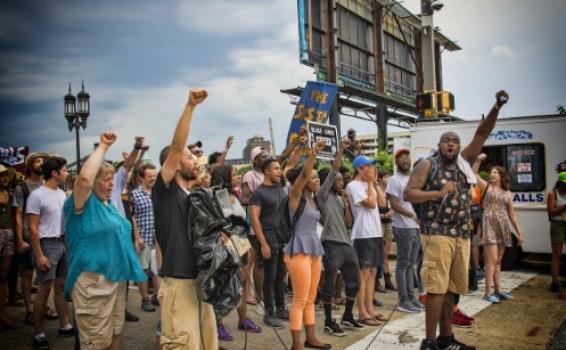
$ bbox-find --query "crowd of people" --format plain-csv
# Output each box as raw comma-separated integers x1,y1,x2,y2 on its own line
0,87,565,350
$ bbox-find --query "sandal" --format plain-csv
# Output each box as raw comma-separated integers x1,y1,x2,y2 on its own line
45,307,59,320
246,298,258,305
358,317,380,326
24,312,34,326
373,313,389,322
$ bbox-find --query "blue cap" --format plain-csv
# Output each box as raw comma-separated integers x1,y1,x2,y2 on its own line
352,155,377,169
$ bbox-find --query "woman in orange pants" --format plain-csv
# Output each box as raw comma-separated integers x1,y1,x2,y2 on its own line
284,140,331,350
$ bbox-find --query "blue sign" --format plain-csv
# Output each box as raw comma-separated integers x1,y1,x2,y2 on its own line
286,81,339,146
488,130,533,141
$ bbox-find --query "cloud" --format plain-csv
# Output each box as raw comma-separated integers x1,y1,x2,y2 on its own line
177,0,290,36
489,44,517,61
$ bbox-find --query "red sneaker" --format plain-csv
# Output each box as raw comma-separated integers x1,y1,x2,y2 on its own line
454,308,475,322
452,310,472,328
419,293,427,304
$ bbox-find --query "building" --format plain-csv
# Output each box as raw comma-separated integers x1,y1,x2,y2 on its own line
356,130,409,155
242,135,271,163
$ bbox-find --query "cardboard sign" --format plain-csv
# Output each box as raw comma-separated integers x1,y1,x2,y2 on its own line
307,121,338,160
0,146,29,173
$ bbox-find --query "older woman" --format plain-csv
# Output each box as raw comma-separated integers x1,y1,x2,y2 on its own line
63,132,145,349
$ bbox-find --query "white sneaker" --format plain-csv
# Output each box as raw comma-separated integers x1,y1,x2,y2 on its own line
255,301,265,316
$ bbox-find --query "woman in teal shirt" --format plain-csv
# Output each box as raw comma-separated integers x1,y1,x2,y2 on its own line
64,132,145,349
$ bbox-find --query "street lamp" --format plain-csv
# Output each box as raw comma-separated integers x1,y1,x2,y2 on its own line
64,81,90,172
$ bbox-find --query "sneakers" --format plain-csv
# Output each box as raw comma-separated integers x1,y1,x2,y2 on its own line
263,314,285,329
420,339,439,350
151,294,160,306
58,325,75,337
551,282,560,293
217,323,233,341
324,319,346,337
141,298,156,312
255,301,265,316
454,308,475,322
495,291,513,300
397,300,420,313
411,299,426,311
238,318,262,333
482,294,500,303
452,310,472,328
33,334,50,350
276,306,289,320
340,317,365,330
437,334,476,350
125,310,140,322
475,268,485,280
419,293,428,304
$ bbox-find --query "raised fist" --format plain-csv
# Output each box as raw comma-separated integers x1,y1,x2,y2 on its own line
478,153,487,162
225,136,235,150
313,139,326,153
100,132,117,146
340,138,351,150
495,90,509,108
188,88,208,106
134,136,145,149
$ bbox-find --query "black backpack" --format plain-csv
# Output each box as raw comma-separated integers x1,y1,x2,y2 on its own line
276,195,307,247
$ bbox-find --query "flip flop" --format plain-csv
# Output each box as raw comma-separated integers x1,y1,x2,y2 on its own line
373,314,389,322
358,317,380,326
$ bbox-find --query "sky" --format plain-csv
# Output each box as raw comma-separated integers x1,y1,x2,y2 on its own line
1,0,565,165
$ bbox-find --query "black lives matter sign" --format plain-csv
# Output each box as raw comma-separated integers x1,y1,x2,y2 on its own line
307,121,338,161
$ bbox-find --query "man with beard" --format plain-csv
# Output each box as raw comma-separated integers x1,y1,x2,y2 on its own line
387,149,423,313
13,152,47,326
131,162,159,312
405,91,509,350
152,88,216,350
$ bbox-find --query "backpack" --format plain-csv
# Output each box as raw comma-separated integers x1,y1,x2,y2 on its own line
276,195,306,246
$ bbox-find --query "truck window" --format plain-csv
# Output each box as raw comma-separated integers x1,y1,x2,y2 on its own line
480,143,545,192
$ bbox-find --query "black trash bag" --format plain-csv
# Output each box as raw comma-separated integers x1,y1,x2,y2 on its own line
187,188,243,318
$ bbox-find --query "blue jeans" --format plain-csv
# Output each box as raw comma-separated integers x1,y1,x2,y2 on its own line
393,228,420,302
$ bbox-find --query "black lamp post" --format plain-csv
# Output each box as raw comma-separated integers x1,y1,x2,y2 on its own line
64,81,90,172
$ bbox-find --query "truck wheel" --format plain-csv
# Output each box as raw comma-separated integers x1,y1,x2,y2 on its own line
501,236,521,271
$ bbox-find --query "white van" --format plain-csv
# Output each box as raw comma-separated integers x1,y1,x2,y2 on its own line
396,114,566,268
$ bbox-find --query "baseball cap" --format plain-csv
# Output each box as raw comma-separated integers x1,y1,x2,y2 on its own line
352,155,376,169
0,164,8,174
559,172,566,183
394,148,410,159
250,147,264,161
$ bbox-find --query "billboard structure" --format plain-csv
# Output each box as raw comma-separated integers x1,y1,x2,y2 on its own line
285,0,461,149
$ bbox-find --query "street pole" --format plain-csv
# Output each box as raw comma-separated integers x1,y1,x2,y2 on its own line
421,0,437,94
75,123,81,172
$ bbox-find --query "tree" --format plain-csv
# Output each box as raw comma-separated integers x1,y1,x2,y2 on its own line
557,105,566,115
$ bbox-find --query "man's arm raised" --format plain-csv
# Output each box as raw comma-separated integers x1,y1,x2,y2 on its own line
161,88,208,186
461,90,508,163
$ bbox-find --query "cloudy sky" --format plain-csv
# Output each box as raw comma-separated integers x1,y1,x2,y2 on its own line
1,0,565,164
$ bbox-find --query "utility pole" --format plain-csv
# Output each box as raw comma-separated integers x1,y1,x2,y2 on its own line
268,117,276,156
421,0,440,118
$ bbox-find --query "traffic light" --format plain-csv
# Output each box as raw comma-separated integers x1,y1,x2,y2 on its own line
416,91,436,118
436,91,455,115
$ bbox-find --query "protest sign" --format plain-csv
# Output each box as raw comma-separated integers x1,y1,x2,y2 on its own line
286,81,339,147
307,121,338,161
0,146,29,173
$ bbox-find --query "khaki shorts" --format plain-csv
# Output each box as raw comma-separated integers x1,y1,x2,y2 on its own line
550,221,566,244
421,235,470,295
72,271,126,349
137,245,153,270
159,277,217,350
382,223,394,242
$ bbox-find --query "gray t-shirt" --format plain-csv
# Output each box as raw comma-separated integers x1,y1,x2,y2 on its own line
386,172,419,229
316,169,352,246
152,173,197,279
283,199,324,256
26,186,66,238
13,179,42,239
249,183,285,241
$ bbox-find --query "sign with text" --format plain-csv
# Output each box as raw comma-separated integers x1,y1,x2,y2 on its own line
286,81,339,147
0,146,29,173
307,121,338,161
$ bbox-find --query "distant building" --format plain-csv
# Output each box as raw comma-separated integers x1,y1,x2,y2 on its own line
242,135,271,163
356,130,409,155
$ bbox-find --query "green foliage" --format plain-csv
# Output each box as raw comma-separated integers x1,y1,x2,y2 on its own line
237,165,252,175
374,150,394,174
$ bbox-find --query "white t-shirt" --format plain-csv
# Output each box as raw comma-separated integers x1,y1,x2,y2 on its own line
26,186,66,238
386,172,419,229
347,180,382,239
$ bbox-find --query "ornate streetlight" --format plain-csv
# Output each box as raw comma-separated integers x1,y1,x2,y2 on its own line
64,81,90,172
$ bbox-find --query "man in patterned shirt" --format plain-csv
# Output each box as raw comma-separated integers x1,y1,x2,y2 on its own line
132,162,158,312
405,91,509,350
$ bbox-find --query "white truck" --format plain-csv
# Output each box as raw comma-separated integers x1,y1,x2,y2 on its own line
395,114,566,269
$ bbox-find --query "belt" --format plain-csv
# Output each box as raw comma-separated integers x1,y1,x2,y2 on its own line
40,237,64,242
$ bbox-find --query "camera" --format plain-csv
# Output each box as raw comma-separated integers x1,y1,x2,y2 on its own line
430,0,444,11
